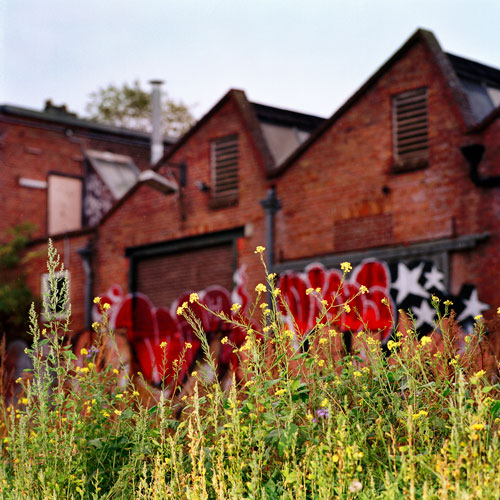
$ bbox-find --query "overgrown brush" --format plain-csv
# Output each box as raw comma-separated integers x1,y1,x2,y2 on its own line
0,241,499,499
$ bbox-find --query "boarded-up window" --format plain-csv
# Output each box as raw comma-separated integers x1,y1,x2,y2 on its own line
392,88,428,170
47,174,82,235
210,135,238,207
136,243,235,307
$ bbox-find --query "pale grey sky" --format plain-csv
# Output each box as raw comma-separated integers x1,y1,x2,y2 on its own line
2,0,500,121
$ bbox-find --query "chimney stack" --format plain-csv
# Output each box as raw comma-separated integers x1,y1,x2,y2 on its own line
150,80,164,165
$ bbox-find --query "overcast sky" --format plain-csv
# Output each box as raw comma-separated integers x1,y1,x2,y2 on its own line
2,0,500,122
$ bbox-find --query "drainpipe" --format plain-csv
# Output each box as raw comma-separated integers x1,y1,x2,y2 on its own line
260,186,282,305
150,80,164,166
77,241,93,331
461,144,500,187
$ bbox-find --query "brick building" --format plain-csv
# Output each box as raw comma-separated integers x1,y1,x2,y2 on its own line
0,100,174,337
4,29,500,385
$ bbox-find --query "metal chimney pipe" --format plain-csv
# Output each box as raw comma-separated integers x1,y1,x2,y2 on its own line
150,80,164,165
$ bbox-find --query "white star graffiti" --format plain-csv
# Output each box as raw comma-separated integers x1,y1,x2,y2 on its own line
411,299,437,329
391,262,430,304
424,266,446,292
457,289,489,322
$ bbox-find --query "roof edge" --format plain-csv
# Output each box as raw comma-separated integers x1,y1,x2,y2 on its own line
269,28,476,178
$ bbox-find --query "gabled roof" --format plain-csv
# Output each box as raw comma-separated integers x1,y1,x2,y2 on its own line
269,28,492,178
154,88,325,176
253,102,325,166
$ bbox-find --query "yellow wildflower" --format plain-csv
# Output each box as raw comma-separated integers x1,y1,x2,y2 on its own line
318,359,325,367
444,299,453,306
474,314,483,321
93,297,101,304
114,409,122,417
231,303,241,312
420,336,432,346
387,340,400,351
275,388,286,396
92,322,99,331
255,283,267,293
268,273,276,280
353,371,362,378
470,423,485,431
221,337,228,345
344,304,351,313
306,287,314,295
176,301,188,316
320,398,328,408
160,341,167,349
360,285,369,294
185,342,192,349
340,262,352,273
80,348,88,356
273,288,281,296
113,368,119,375
189,292,199,303
254,246,265,254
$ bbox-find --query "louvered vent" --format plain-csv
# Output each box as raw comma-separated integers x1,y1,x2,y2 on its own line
392,88,428,166
211,134,239,205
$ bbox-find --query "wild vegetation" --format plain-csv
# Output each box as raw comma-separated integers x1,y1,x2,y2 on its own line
0,242,499,499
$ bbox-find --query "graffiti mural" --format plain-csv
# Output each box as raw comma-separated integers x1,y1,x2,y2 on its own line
92,259,488,387
278,259,489,340
93,268,251,386
278,260,395,343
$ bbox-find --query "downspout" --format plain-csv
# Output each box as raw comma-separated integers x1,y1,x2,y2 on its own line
260,186,282,305
77,241,93,331
461,144,500,187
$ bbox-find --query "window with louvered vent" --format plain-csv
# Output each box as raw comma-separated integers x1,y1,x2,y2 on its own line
210,134,239,207
392,88,429,170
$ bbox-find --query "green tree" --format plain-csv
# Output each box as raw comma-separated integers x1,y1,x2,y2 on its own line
85,80,195,137
0,224,38,343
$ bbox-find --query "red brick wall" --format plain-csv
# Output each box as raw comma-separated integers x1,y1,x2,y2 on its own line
0,115,153,241
96,95,269,313
274,40,500,314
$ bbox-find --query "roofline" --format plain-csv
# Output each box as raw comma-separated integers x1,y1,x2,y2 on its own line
269,28,476,178
28,226,97,247
0,104,177,144
467,105,500,133
154,88,276,174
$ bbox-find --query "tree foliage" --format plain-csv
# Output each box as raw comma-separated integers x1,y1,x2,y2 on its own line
0,224,38,342
85,80,195,137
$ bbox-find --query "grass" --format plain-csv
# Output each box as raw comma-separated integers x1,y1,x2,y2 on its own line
0,241,499,499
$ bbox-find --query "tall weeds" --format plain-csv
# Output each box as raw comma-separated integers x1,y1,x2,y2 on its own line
1,242,499,499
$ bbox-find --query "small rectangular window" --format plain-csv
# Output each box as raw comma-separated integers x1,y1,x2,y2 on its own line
392,88,428,170
41,271,70,319
210,134,238,207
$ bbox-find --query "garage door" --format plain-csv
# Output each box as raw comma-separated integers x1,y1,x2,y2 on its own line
135,242,235,307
